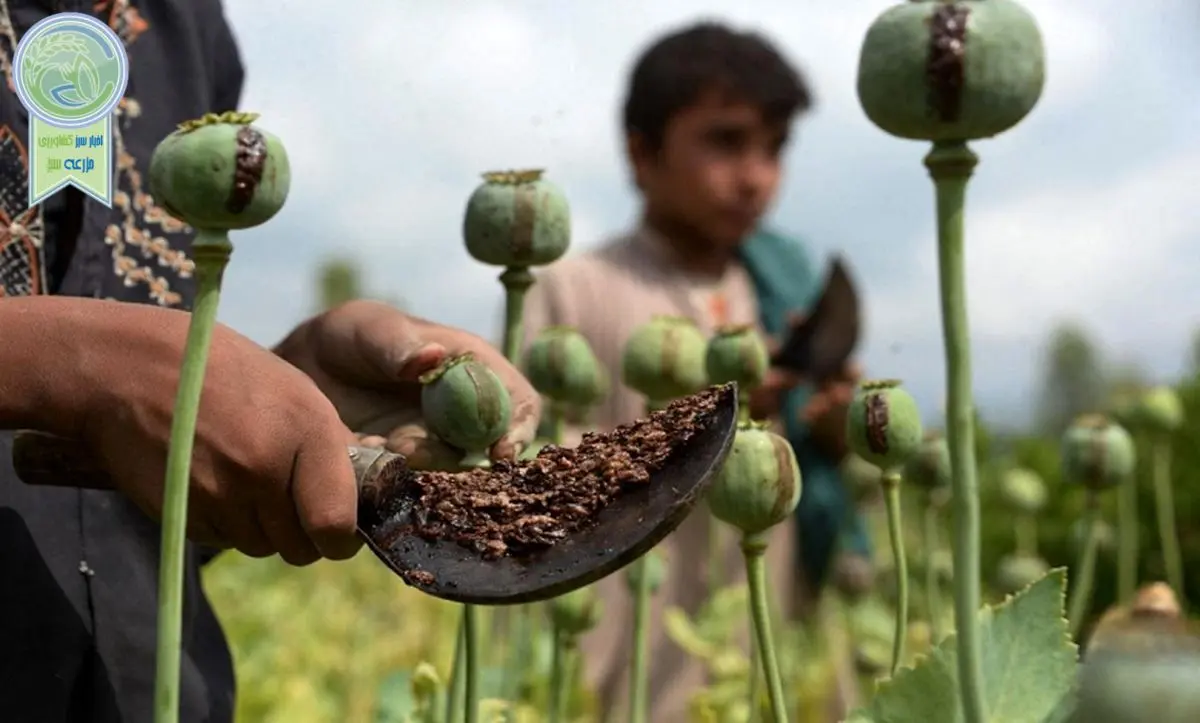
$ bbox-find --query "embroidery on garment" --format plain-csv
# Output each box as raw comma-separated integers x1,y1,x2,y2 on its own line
0,124,43,296
0,0,193,306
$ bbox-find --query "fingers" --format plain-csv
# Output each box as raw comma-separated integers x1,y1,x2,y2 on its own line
382,432,462,470
195,501,274,558
353,311,448,383
764,366,805,391
491,393,541,461
289,428,361,561
255,497,321,566
414,324,543,462
312,301,449,386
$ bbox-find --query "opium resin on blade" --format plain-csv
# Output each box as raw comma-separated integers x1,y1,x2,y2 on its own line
370,387,725,562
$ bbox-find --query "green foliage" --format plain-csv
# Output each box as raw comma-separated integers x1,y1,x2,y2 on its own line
846,570,1077,723
983,372,1200,626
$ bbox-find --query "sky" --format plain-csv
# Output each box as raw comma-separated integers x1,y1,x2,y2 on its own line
213,0,1200,428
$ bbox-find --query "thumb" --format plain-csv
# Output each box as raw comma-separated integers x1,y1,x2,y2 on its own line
490,394,541,461
319,307,448,385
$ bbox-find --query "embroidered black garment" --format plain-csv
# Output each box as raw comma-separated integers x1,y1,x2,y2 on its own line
0,1,245,720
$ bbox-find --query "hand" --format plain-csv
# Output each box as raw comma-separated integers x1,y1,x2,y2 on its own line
47,298,362,566
802,361,862,460
275,300,541,470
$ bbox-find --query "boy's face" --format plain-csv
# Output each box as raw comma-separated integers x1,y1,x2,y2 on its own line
630,90,791,251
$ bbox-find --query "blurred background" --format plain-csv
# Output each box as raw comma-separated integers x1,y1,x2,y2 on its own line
218,0,1199,430
202,1,1200,720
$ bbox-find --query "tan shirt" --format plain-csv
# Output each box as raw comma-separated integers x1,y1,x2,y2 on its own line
522,226,795,722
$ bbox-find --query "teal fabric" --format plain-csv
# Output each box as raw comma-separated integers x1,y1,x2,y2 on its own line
737,228,871,591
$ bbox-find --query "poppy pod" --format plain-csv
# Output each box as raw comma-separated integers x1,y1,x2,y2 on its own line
149,112,290,230
621,316,709,406
420,353,512,456
856,0,1045,141
462,169,571,267
846,379,924,471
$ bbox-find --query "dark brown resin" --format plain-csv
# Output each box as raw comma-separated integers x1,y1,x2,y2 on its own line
374,388,721,560
227,126,267,213
927,2,970,122
865,393,890,455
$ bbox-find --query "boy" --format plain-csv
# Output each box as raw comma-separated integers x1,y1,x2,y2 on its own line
522,21,868,721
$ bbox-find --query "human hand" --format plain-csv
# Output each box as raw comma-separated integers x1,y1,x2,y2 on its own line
802,360,862,460
48,298,362,566
275,300,541,470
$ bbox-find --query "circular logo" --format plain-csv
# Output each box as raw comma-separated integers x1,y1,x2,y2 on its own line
12,13,128,129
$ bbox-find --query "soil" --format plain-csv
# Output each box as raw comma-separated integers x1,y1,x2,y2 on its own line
374,387,722,561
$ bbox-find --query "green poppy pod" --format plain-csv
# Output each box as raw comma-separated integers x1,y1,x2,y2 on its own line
846,379,924,471
550,586,604,637
1061,414,1136,492
706,422,802,536
904,431,951,492
523,325,606,407
856,0,1046,141
149,112,290,230
999,467,1047,515
621,316,708,405
705,324,769,391
1136,386,1184,435
420,354,512,456
462,169,570,267
993,554,1049,596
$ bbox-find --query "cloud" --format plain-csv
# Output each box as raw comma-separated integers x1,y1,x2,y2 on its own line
213,0,1198,426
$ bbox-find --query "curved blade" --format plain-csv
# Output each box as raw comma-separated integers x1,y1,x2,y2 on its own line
14,385,740,606
357,384,739,605
771,255,861,380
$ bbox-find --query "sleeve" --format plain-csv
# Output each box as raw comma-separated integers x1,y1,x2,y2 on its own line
207,5,246,113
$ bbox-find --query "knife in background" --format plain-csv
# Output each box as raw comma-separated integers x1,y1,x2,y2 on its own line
770,254,862,382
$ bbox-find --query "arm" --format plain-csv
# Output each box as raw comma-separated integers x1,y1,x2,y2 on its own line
0,298,98,436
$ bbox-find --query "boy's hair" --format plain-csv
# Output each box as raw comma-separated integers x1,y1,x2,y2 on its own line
622,21,813,150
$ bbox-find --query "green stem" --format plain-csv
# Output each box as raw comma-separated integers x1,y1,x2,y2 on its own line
1151,436,1184,602
882,471,908,675
628,557,652,723
925,141,985,723
549,627,565,723
738,389,752,424
743,534,789,723
500,604,532,704
708,516,724,598
1067,493,1102,637
747,629,762,723
499,266,534,363
922,501,943,642
562,638,580,722
1015,514,1038,557
1116,465,1138,603
153,232,230,723
464,603,480,723
548,402,565,445
498,266,536,704
446,612,465,723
